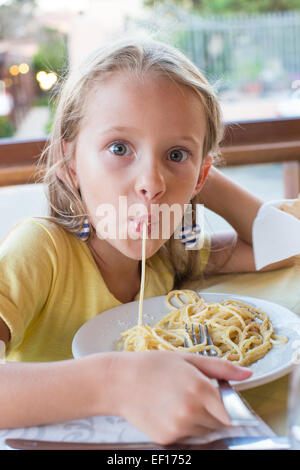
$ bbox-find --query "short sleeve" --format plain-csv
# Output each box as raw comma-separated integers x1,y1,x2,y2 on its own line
0,218,56,354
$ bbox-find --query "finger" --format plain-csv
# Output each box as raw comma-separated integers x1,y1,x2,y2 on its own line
184,353,252,381
203,388,231,427
196,401,230,430
181,424,215,441
190,422,230,440
186,378,231,429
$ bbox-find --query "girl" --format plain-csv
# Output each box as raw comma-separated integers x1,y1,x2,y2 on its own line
0,37,293,445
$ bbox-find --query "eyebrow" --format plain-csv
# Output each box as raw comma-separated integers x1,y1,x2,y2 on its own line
176,135,200,146
100,126,201,145
101,126,139,134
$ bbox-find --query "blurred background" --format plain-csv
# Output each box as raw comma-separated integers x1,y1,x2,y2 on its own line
0,0,300,231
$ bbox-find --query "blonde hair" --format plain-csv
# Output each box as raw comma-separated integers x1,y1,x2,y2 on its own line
38,36,225,288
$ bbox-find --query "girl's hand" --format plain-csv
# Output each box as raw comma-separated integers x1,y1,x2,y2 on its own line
107,351,252,446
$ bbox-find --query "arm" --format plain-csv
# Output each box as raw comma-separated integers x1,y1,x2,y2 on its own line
0,316,116,429
0,316,251,445
199,166,295,274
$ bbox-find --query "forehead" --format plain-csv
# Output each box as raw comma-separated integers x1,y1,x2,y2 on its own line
81,71,206,139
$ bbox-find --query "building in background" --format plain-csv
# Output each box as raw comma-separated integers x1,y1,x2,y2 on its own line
0,0,299,141
68,0,144,69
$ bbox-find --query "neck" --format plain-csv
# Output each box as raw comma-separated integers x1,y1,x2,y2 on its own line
87,235,141,302
88,235,141,277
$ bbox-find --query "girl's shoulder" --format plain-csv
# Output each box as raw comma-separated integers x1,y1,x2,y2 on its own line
24,216,69,241
0,216,72,255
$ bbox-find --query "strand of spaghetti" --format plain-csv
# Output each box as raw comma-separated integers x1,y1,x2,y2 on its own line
138,221,147,327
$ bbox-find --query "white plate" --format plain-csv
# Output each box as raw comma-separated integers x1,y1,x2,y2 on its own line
72,292,300,391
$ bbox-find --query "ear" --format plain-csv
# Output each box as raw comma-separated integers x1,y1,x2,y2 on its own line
191,156,213,199
61,140,80,189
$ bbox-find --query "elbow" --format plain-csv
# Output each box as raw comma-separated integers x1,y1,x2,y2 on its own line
259,256,295,272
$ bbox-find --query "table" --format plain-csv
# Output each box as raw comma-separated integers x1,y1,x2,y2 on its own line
186,263,300,436
1,264,298,449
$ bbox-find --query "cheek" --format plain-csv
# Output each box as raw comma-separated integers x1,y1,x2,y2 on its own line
77,147,102,178
75,159,108,217
76,150,113,196
169,169,198,201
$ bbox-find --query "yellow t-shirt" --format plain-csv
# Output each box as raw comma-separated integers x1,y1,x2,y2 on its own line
0,217,211,362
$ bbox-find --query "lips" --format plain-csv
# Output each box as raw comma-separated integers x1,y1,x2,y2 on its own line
129,215,159,235
136,220,151,235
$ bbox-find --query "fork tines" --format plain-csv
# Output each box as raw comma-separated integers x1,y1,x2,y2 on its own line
184,322,217,356
184,322,259,427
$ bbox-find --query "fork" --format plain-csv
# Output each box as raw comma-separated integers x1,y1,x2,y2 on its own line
185,322,259,427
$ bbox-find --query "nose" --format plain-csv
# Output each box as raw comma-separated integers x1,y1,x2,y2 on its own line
134,157,166,202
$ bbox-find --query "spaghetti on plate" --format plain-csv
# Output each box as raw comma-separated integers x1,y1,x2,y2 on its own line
117,289,287,366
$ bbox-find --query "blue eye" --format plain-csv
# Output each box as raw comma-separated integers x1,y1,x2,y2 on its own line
108,142,131,157
167,149,189,163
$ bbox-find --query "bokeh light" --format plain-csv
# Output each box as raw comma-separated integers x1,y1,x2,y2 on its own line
36,70,58,91
9,65,19,76
19,63,30,74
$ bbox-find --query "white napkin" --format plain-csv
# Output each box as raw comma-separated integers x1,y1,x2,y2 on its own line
0,413,275,450
252,199,300,270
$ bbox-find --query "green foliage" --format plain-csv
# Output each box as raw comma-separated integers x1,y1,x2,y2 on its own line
200,0,300,14
32,32,68,76
144,0,199,7
144,0,300,13
0,116,15,138
33,95,51,107
44,103,56,135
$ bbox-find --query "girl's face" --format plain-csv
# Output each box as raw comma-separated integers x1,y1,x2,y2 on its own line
66,71,209,260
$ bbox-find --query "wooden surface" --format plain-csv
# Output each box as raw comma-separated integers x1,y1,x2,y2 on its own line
0,138,47,166
185,263,300,436
0,118,299,193
283,162,300,199
0,165,45,187
221,118,300,147
221,140,300,166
